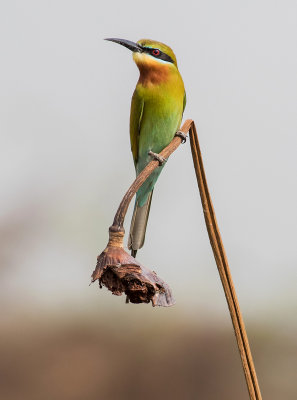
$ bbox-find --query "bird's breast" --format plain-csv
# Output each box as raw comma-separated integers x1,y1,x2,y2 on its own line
136,91,184,168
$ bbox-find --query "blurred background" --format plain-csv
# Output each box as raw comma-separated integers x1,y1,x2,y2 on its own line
1,0,297,399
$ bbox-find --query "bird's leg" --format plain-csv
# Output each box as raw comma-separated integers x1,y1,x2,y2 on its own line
175,130,187,143
148,150,167,165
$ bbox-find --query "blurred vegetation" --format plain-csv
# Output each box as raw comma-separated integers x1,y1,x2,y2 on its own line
0,314,296,400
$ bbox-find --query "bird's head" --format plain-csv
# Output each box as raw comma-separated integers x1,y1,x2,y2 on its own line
105,38,178,73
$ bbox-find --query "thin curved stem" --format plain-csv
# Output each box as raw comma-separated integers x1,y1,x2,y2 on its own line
112,119,193,228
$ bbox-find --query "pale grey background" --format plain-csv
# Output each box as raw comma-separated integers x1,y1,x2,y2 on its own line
1,0,296,327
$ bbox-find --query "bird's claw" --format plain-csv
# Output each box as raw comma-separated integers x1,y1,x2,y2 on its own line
175,130,187,143
148,151,167,165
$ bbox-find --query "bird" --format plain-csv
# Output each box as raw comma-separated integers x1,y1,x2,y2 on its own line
105,38,186,257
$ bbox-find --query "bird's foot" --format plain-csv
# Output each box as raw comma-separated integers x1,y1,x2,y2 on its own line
148,151,167,165
175,130,187,143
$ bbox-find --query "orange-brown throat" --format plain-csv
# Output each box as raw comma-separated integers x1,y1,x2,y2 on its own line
137,62,170,86
133,52,171,86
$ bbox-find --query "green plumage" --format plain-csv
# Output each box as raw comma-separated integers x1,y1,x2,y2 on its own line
131,82,185,206
127,39,186,253
105,38,186,254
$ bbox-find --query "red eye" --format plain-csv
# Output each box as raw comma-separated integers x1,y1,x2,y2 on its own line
152,49,160,56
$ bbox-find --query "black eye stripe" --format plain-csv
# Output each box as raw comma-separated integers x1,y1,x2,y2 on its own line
140,46,174,63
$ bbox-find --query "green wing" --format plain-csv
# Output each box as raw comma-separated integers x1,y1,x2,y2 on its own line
130,89,144,165
183,91,187,115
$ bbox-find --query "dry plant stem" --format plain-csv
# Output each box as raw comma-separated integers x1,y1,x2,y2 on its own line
95,117,262,396
91,120,192,307
189,122,262,400
112,119,193,228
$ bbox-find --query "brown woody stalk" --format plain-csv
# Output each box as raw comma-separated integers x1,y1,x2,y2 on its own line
189,121,262,400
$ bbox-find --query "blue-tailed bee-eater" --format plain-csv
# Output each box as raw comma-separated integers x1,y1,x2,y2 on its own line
105,38,186,257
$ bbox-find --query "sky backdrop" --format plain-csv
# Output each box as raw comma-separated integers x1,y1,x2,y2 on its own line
1,0,297,327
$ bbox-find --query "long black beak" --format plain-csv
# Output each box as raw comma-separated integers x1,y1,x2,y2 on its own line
105,38,143,53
